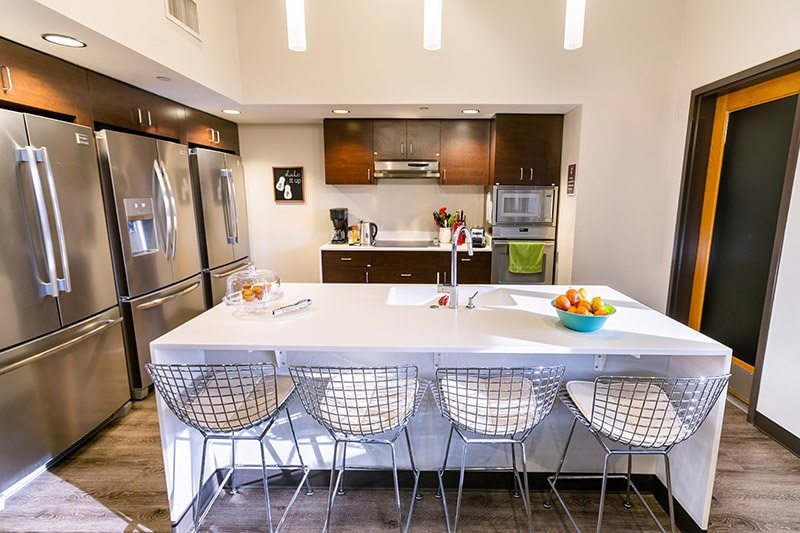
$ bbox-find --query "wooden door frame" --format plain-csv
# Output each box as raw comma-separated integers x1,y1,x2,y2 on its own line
667,49,800,424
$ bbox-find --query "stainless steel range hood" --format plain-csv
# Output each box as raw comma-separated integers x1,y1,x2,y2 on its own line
373,160,440,179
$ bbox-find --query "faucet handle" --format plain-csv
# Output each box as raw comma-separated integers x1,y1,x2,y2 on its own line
466,291,479,310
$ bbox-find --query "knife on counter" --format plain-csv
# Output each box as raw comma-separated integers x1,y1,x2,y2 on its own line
272,299,312,316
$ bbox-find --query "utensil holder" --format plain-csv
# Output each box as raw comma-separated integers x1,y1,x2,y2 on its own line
438,226,452,244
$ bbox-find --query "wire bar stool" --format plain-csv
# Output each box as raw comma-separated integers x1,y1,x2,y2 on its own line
289,364,427,533
146,363,313,533
431,365,566,533
544,374,730,533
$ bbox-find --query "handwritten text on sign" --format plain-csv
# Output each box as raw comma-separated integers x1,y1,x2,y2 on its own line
273,166,304,202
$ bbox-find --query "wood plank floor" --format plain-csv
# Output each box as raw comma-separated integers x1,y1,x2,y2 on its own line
0,398,798,532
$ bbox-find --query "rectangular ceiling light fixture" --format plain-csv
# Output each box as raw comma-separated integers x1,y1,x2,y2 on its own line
564,0,586,50
285,0,307,51
423,0,442,51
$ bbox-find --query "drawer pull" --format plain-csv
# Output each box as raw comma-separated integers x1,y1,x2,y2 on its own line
460,258,471,262
339,257,352,261
400,273,412,277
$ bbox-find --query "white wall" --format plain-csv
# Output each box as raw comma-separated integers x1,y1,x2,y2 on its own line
666,1,800,436
234,0,688,308
556,107,581,284
239,124,484,281
31,0,242,100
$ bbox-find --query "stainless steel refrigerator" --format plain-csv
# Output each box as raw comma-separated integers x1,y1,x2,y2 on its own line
190,148,251,307
96,130,206,399
0,110,129,497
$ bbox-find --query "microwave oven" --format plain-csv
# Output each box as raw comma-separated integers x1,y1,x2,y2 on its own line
490,185,558,227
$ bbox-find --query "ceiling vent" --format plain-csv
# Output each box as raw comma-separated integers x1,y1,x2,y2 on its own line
165,0,200,40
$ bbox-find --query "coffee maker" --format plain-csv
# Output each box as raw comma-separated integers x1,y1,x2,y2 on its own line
329,207,348,244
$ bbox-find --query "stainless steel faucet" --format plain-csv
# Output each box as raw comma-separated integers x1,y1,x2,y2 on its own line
437,226,473,309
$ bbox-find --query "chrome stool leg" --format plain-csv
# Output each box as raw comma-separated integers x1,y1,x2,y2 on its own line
285,405,314,496
624,445,633,509
324,440,342,533
404,427,422,532
596,451,612,533
194,437,209,533
519,441,533,533
511,443,521,498
544,417,577,509
259,441,274,532
436,426,454,500
337,442,347,495
390,442,403,533
228,435,238,495
453,440,470,532
664,453,676,533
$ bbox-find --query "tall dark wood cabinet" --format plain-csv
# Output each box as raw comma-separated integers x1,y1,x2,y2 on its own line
0,37,91,125
440,119,491,185
324,119,375,184
491,114,563,186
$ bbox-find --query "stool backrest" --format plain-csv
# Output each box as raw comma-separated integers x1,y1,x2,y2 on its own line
590,374,730,448
289,365,424,437
434,365,566,437
146,363,281,434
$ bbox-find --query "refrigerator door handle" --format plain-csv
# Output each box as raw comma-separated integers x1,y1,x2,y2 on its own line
136,281,201,310
226,169,239,243
16,146,59,297
211,261,253,279
0,317,122,377
37,146,72,293
159,160,179,262
152,159,172,260
220,169,236,244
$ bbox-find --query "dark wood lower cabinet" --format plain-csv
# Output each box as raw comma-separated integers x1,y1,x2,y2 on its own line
321,250,491,284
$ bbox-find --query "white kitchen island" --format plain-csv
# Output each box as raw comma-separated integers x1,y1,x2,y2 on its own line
150,283,731,531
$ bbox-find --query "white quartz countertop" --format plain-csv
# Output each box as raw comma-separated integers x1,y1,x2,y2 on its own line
319,242,491,252
151,283,731,357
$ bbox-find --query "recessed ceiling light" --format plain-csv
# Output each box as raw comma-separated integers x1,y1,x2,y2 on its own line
41,33,86,48
221,109,241,115
419,106,430,110
332,109,350,115
156,76,172,82
461,109,480,114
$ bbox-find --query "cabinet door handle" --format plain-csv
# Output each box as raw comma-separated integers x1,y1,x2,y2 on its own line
400,273,412,277
215,129,221,144
1,65,12,93
136,107,143,125
409,142,413,155
519,167,524,181
208,128,216,143
368,168,372,182
339,257,353,261
146,110,152,126
530,168,534,181
460,258,471,262
442,168,446,182
365,271,369,283
400,142,405,155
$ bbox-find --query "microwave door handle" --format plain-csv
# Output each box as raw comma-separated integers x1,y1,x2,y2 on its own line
152,160,172,260
38,147,72,293
159,160,178,261
16,146,59,297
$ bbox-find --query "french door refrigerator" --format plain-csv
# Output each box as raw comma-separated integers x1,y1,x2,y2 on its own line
0,110,129,498
96,130,206,399
190,148,251,307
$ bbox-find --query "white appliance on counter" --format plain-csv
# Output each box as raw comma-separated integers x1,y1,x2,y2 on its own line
189,148,251,307
96,130,206,399
488,185,557,284
0,110,129,499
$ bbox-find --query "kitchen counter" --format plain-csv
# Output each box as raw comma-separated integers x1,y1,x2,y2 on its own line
318,241,492,252
151,283,730,531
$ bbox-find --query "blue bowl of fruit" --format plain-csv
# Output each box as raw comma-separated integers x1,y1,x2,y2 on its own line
552,288,616,332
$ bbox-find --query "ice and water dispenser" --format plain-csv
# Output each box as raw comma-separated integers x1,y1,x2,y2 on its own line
124,198,158,256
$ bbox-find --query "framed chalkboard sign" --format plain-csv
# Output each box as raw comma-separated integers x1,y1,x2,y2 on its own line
273,166,304,202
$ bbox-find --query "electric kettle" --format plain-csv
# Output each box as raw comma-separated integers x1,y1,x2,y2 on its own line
360,221,378,246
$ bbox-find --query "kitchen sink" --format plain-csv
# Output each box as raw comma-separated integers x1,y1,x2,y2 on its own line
385,285,517,307
374,239,437,248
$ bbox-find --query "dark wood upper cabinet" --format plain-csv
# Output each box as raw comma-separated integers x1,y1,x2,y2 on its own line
440,119,491,185
184,107,239,153
88,72,181,140
324,119,374,185
374,120,440,160
0,37,91,125
491,114,563,186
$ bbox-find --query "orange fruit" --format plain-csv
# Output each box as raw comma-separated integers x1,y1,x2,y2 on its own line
594,307,609,316
554,295,571,311
574,306,590,315
565,288,580,305
578,300,592,310
567,306,578,313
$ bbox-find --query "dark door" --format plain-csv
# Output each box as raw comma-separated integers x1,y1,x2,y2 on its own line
689,72,800,403
374,120,407,159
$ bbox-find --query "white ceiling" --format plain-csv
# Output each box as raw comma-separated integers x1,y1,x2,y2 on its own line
0,0,580,123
